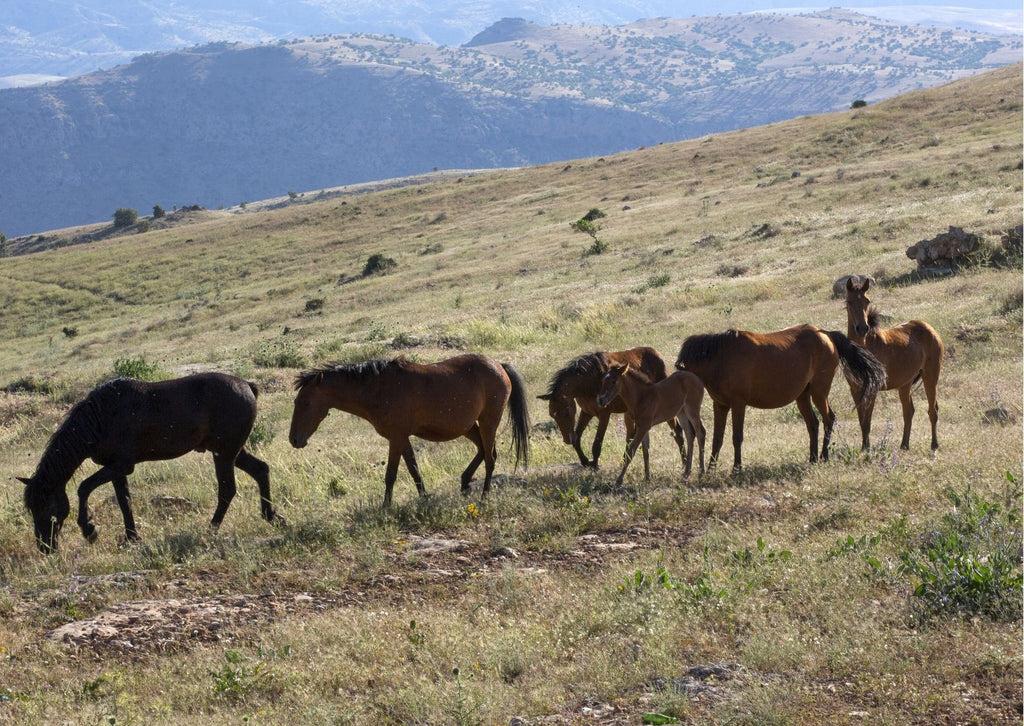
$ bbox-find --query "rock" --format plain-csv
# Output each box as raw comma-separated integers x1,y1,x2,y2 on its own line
832,274,874,298
906,226,983,269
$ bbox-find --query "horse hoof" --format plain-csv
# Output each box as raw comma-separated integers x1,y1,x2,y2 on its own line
83,526,98,544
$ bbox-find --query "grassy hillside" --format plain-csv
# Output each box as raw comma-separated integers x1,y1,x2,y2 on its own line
0,65,1020,725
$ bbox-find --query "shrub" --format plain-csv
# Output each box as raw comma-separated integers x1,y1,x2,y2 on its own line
362,253,397,276
252,337,307,368
899,479,1022,622
851,99,867,109
304,298,325,314
113,354,163,381
152,205,165,219
112,208,139,228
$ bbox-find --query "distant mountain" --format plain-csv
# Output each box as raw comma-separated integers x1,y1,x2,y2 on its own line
0,10,1019,237
1,1,1021,83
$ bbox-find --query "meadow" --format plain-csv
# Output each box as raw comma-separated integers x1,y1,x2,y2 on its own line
0,64,1020,724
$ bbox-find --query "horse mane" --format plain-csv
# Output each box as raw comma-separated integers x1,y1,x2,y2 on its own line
676,330,739,367
866,303,884,331
294,358,406,391
24,383,109,507
544,352,606,397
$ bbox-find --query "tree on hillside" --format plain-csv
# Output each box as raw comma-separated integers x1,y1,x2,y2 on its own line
113,207,139,227
0,229,7,258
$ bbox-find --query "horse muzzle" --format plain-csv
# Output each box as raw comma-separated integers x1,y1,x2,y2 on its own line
289,434,308,449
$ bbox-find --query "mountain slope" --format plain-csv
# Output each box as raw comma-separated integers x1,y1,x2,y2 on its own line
0,10,1019,237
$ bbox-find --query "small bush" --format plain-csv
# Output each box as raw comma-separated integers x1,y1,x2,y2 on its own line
113,354,163,381
899,479,1022,622
112,208,139,228
363,253,397,276
304,298,325,314
252,337,307,368
152,205,165,219
851,99,867,109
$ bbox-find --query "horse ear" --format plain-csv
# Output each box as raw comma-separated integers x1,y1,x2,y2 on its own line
846,277,856,292
862,277,872,291
16,476,31,486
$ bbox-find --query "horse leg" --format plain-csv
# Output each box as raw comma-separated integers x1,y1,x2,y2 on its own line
614,424,649,487
730,404,746,472
923,371,940,451
235,448,285,524
586,412,609,468
460,425,487,495
849,381,874,451
794,390,820,463
810,387,836,462
667,416,690,479
691,408,707,477
476,413,502,497
573,410,596,467
709,402,729,470
382,439,408,508
112,476,139,544
211,453,238,528
898,385,915,450
76,465,126,543
401,445,427,497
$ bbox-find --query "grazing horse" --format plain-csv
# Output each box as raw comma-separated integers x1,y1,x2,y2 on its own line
845,278,944,450
20,373,284,554
596,364,706,485
675,325,885,471
289,354,530,508
538,347,671,471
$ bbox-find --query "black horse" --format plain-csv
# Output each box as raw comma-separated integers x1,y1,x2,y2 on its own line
20,372,284,553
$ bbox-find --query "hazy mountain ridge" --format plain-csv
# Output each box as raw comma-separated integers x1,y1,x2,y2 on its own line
0,10,1019,237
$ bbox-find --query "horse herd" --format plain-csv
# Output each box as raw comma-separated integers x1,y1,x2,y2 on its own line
19,279,943,553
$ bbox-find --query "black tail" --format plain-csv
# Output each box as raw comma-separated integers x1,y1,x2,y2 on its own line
247,381,260,399
825,330,886,406
502,363,531,470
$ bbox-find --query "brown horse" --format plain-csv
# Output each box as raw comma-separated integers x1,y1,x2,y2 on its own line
538,347,671,472
20,373,284,554
289,354,530,508
675,325,885,471
596,364,706,485
845,278,944,450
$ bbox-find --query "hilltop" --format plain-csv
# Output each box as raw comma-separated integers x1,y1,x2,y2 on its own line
0,10,1019,237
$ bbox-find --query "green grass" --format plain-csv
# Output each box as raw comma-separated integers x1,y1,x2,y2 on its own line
0,65,1020,725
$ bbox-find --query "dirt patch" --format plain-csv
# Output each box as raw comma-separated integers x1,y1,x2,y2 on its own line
37,525,695,659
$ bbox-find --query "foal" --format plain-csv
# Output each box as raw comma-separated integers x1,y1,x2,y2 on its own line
596,364,706,486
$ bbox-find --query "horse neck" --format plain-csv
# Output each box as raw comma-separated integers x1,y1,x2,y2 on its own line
320,371,382,419
616,370,649,408
32,413,93,492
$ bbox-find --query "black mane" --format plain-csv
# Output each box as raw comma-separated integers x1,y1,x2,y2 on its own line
544,352,606,397
23,384,108,507
294,358,405,391
676,330,739,368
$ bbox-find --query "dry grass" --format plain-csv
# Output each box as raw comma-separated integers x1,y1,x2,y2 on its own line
0,65,1020,724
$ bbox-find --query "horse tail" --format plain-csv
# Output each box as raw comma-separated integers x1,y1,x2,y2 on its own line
501,363,531,470
824,330,886,406
246,381,260,399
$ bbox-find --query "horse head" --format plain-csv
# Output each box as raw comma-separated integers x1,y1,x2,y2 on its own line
596,364,628,408
289,372,330,448
538,392,578,446
20,476,70,554
845,277,873,338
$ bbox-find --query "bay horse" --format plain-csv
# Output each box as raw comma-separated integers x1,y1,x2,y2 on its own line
538,347,671,472
289,354,530,508
20,373,284,554
675,325,885,471
845,278,944,450
596,364,706,485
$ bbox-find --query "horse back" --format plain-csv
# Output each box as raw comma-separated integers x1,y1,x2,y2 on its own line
94,373,258,461
866,319,944,388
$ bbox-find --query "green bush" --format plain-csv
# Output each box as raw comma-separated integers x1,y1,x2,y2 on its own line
899,478,1023,622
113,354,163,381
112,208,139,228
252,337,307,368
